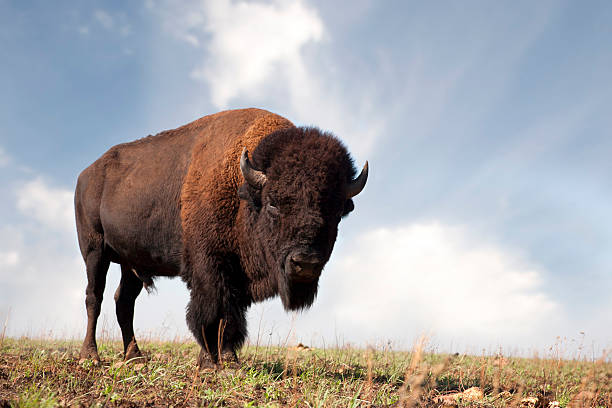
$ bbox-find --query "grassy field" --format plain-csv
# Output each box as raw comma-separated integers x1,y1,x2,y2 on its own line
0,337,610,407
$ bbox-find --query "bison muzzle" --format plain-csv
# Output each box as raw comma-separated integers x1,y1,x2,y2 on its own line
75,108,368,368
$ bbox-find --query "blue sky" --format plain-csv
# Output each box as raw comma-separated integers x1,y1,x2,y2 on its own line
0,0,610,356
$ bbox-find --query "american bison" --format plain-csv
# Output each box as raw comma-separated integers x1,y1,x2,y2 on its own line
75,108,368,367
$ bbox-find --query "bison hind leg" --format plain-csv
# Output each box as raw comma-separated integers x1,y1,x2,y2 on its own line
79,244,111,364
115,264,144,361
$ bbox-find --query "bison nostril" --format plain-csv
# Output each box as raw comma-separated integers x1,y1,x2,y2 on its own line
298,260,320,270
290,259,303,272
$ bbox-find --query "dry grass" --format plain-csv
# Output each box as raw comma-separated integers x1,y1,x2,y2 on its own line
0,337,610,407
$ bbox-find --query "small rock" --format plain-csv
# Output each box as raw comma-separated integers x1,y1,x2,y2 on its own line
520,396,538,407
291,343,311,351
548,402,560,408
462,387,484,401
435,387,484,405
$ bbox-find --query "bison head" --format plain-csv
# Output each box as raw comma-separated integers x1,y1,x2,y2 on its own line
238,127,367,310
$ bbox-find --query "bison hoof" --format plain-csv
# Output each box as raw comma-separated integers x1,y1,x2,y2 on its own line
124,341,144,363
220,350,239,362
79,346,101,365
197,351,217,371
218,350,240,369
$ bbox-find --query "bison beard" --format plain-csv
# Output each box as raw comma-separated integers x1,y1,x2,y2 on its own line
74,109,367,368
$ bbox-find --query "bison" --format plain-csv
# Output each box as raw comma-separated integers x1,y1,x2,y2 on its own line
75,108,368,368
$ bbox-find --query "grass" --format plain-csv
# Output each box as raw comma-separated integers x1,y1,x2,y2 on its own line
0,337,610,407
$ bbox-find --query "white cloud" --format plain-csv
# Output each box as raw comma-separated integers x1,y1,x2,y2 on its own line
332,223,558,334
154,0,325,108
16,178,75,234
191,0,324,108
247,222,561,351
150,0,381,158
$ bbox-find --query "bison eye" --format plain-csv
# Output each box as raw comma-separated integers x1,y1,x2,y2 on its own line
266,203,280,217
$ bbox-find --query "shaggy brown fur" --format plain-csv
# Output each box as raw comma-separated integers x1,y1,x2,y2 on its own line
74,108,366,368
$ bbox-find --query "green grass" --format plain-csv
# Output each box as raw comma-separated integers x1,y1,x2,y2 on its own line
0,338,610,407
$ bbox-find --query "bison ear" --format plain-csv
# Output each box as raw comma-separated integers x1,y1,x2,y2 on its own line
238,184,262,211
342,199,355,217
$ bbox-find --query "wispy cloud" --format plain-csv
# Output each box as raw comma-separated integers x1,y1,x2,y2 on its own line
93,9,131,36
94,9,114,30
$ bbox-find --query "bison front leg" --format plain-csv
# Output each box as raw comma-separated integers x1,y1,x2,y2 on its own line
194,324,219,370
193,315,245,370
186,287,247,369
114,264,144,362
185,254,249,369
186,285,219,369
217,304,247,367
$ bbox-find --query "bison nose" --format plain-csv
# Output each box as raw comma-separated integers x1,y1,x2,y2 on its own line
289,252,323,281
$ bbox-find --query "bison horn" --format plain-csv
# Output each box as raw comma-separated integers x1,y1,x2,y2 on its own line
240,147,267,189
346,161,369,198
